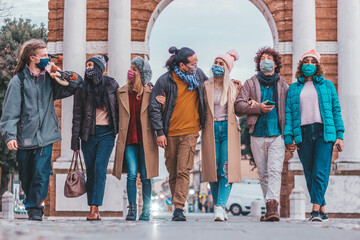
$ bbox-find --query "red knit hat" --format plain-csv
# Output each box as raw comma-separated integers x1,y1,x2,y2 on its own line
301,49,321,63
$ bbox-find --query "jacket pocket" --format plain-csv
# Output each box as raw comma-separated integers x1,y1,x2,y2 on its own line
51,111,60,132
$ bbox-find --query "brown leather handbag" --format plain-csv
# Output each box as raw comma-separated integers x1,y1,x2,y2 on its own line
64,151,86,198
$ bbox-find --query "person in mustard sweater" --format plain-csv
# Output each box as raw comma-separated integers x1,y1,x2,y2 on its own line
149,46,208,221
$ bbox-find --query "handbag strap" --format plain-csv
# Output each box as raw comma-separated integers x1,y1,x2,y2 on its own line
68,151,77,173
77,151,85,172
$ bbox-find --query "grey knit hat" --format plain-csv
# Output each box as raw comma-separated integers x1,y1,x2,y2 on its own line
87,55,109,73
131,56,152,85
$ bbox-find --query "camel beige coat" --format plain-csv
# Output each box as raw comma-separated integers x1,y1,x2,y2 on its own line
201,81,242,183
113,85,159,180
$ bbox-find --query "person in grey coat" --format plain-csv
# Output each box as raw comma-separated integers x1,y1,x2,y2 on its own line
0,39,81,221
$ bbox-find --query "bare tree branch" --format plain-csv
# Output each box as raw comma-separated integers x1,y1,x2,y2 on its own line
0,0,12,18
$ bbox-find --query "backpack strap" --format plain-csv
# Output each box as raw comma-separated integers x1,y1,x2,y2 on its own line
17,72,25,114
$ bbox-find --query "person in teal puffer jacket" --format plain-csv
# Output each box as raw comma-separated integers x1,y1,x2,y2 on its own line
284,49,345,222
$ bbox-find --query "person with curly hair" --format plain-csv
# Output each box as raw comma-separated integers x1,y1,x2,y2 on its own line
234,47,289,222
284,49,345,222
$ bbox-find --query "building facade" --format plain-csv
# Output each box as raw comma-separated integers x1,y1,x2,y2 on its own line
46,0,360,217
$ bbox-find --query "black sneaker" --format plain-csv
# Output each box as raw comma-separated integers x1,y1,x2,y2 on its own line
309,210,322,222
320,211,328,221
27,208,43,221
172,208,186,221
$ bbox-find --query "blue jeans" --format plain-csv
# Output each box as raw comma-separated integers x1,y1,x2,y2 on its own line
81,125,115,206
125,144,152,206
17,144,53,209
210,121,232,207
298,123,334,206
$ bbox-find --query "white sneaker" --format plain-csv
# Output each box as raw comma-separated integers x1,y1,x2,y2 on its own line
224,209,228,221
214,206,225,221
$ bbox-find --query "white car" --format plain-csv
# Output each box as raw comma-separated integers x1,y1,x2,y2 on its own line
225,181,265,216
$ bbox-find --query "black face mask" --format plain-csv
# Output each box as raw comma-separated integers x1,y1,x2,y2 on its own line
85,68,96,79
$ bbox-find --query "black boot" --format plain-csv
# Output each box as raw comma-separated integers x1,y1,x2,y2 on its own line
27,207,43,221
125,203,137,221
139,205,151,221
172,208,186,221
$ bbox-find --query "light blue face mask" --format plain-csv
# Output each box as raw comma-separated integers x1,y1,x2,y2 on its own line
211,65,224,77
302,64,317,77
260,59,274,73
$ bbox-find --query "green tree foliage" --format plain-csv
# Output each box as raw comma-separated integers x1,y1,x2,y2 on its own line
239,116,256,169
0,18,47,202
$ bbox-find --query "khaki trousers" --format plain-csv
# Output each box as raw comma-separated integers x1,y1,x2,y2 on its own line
165,132,199,209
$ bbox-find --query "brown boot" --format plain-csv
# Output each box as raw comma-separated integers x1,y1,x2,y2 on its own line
264,200,280,222
86,205,101,221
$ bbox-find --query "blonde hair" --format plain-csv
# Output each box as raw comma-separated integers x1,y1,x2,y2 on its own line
14,39,47,74
127,66,144,99
210,63,237,106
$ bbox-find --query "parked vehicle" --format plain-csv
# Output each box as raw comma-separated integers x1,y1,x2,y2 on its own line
225,180,265,216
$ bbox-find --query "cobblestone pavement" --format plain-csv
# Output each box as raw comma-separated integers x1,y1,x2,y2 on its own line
0,213,359,240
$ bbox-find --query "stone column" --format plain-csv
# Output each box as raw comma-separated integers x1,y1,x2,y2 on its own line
292,0,316,81
57,0,87,162
289,0,316,167
108,0,131,86
335,0,360,170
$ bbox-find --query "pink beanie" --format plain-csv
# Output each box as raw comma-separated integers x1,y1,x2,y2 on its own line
301,49,321,63
216,50,239,72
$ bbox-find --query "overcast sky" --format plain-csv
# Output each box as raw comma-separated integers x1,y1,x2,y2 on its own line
5,0,272,179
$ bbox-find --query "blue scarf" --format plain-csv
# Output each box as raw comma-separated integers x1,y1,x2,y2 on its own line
173,66,198,91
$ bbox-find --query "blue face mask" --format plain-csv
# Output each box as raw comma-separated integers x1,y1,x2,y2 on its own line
302,64,317,77
34,57,50,70
260,59,274,73
212,65,224,77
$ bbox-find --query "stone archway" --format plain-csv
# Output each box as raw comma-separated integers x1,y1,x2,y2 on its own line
144,0,279,50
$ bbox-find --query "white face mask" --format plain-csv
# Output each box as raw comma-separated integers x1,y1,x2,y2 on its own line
184,63,197,75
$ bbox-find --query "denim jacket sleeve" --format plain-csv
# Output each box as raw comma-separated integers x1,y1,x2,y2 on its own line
0,76,21,143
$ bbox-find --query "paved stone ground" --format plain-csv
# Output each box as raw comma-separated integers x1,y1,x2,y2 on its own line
0,213,360,240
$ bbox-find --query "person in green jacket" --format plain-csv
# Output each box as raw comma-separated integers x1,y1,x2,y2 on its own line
0,39,81,221
284,49,345,222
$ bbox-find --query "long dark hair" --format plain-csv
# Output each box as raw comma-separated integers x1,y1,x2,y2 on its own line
84,64,111,111
165,46,195,71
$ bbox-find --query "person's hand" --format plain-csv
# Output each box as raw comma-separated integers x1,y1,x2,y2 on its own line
156,135,167,149
232,79,242,90
335,139,344,152
260,100,275,113
156,93,166,106
286,141,298,153
50,71,61,79
6,140,18,151
248,99,259,108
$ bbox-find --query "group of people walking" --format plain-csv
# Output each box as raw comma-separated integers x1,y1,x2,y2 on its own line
0,39,344,223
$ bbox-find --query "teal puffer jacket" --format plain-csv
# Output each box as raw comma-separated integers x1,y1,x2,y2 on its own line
284,75,345,145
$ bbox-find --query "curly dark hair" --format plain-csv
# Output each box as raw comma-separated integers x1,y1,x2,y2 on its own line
254,47,282,74
295,58,324,80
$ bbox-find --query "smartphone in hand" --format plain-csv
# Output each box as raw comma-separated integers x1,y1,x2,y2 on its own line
265,100,276,105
